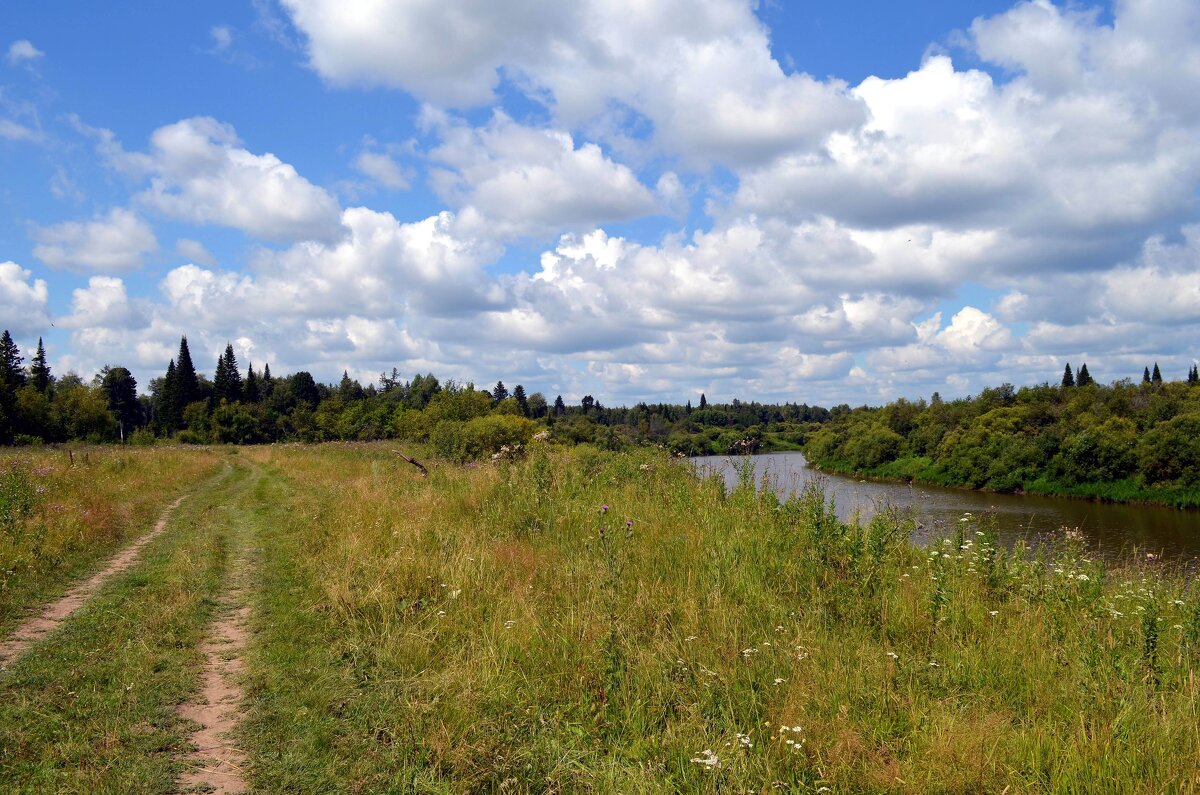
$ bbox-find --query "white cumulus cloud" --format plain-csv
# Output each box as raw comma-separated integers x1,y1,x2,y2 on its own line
32,208,158,272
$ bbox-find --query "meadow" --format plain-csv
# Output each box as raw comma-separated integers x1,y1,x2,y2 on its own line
2,442,1199,793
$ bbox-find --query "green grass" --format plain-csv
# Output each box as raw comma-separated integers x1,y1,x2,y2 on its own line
4,443,1200,793
236,443,1200,793
0,458,264,793
0,445,224,636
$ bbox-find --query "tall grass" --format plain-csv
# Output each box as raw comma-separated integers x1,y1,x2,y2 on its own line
0,445,223,634
241,443,1200,793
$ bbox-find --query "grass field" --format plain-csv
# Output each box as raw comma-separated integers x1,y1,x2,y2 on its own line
2,442,1199,793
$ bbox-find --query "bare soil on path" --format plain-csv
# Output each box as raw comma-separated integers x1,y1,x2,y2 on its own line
176,548,253,794
0,493,188,669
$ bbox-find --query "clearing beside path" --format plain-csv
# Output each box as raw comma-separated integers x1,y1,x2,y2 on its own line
0,492,189,669
176,540,253,793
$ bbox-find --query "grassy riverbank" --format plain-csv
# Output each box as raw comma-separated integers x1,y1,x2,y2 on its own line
3,442,1199,792
242,443,1200,792
809,454,1200,509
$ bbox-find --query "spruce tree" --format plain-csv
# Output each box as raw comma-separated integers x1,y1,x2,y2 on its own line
699,393,707,409
244,362,260,403
513,384,529,416
1077,363,1092,386
30,337,50,392
1143,366,1152,384
0,330,25,389
492,381,508,403
175,336,200,408
160,359,181,432
1190,365,1199,386
213,344,242,403
1152,362,1163,384
553,395,566,416
261,363,273,398
1061,363,1075,387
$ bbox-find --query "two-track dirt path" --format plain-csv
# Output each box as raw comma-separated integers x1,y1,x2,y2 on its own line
0,493,189,669
176,548,253,794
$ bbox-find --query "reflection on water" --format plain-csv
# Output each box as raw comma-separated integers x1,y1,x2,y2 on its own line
693,452,1200,562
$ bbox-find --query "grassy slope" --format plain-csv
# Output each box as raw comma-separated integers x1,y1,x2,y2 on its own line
0,446,225,636
0,455,270,793
240,443,1200,794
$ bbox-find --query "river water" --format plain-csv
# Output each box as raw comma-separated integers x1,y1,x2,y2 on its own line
692,452,1200,562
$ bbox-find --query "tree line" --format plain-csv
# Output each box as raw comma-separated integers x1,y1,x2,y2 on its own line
0,331,827,456
806,366,1200,505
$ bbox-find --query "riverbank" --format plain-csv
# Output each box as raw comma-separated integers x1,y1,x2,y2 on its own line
809,454,1200,510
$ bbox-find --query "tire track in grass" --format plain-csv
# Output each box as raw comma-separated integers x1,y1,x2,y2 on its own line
0,492,189,670
176,550,252,794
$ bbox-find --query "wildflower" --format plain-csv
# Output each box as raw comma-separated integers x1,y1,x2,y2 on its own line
773,677,786,685
600,504,609,514
626,520,633,528
736,732,753,749
436,610,446,617
639,463,650,471
886,651,899,661
690,749,720,769
988,610,999,617
684,635,698,642
503,620,516,629
741,647,758,657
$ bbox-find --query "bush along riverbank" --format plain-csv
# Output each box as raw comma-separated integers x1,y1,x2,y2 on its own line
805,379,1200,509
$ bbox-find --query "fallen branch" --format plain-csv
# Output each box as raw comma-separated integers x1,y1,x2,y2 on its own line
393,451,429,477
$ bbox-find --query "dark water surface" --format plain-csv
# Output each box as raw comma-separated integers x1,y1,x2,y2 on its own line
693,452,1200,562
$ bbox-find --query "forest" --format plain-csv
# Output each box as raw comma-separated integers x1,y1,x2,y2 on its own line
805,362,1200,506
0,332,825,457
5,329,1200,504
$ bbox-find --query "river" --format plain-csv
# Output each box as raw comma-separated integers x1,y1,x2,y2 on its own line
692,452,1200,562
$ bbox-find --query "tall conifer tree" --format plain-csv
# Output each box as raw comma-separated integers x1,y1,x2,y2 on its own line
1061,363,1075,387
0,330,24,388
1143,366,1152,383
30,338,50,392
244,362,260,403
212,343,242,403
175,336,200,407
1077,363,1093,386
1152,362,1163,384
513,384,529,416
160,359,181,432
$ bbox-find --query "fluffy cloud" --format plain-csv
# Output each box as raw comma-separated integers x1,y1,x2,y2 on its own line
131,117,344,242
32,208,158,272
353,150,409,190
0,261,50,334
427,112,658,239
61,276,146,330
282,0,863,166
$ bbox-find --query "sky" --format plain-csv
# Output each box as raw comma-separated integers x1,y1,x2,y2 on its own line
2,0,1199,407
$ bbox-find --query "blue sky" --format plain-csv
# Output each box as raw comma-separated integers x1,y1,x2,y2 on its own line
2,0,1199,405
